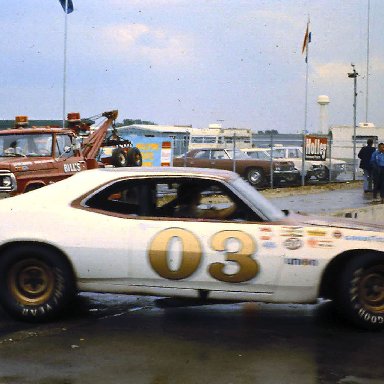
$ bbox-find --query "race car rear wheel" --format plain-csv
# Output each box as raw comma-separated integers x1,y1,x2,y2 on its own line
336,253,384,330
0,244,76,322
111,148,128,167
126,147,143,167
246,168,265,188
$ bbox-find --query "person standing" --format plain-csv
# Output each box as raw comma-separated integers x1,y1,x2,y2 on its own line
370,142,384,203
358,138,376,193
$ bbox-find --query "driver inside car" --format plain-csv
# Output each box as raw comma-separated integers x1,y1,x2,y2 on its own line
173,183,236,220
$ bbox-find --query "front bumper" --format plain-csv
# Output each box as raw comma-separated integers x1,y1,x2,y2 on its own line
273,169,300,183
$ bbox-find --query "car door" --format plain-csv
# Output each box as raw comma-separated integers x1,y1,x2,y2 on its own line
185,149,211,168
126,177,283,297
208,149,234,171
76,176,284,297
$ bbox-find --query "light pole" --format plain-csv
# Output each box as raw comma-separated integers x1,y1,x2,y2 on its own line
348,64,358,181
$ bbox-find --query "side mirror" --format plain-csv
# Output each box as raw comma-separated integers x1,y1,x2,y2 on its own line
64,145,72,153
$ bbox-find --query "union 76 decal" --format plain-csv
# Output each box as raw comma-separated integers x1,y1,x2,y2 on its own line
148,228,259,283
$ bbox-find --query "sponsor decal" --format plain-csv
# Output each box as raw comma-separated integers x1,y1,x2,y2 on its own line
284,258,319,266
283,237,303,250
260,227,272,232
281,226,303,237
63,162,81,173
307,238,333,248
306,229,326,237
333,230,343,239
260,235,271,241
305,135,327,161
345,235,384,243
262,241,277,249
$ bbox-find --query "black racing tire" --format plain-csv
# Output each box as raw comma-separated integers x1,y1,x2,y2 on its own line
246,167,265,187
336,252,384,330
0,244,76,322
126,147,143,167
111,148,128,167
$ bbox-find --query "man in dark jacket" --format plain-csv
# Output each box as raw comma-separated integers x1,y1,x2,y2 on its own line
370,142,384,202
358,138,375,193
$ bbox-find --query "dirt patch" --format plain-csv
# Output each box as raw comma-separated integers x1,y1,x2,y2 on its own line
261,180,362,198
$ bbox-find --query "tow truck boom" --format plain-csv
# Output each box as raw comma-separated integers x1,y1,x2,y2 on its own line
81,110,118,159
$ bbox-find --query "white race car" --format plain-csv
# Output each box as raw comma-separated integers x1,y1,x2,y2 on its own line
0,167,383,330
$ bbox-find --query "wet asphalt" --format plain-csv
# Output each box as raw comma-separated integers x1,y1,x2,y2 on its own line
267,182,375,215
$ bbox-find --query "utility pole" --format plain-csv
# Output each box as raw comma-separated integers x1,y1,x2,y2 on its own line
348,64,358,181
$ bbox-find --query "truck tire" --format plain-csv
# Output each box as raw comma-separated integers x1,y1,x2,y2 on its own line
0,244,76,322
111,148,127,167
246,168,265,188
126,147,142,167
315,167,330,182
336,252,384,330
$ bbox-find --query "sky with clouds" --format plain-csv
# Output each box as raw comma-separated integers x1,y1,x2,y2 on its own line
0,0,382,133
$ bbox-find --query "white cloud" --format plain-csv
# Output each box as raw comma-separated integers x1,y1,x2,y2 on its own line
100,23,194,65
312,62,352,82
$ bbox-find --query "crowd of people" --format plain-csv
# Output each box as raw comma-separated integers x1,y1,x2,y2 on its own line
358,139,384,203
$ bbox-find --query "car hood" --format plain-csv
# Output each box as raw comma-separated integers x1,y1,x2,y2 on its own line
291,212,384,232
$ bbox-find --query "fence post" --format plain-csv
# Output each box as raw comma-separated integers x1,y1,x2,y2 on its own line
301,133,306,186
232,133,237,173
328,133,332,182
270,131,274,189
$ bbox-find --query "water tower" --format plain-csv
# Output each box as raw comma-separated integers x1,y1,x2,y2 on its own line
317,95,330,135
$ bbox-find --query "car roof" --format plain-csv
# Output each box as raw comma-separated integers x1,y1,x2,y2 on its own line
1,167,240,210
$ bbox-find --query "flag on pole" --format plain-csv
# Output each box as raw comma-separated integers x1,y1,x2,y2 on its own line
59,0,74,14
301,21,311,62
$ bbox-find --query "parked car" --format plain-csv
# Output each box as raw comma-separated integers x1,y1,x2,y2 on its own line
0,167,383,330
242,146,347,181
173,148,299,187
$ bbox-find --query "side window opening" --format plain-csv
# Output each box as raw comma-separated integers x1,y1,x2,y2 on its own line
85,180,143,215
84,177,263,222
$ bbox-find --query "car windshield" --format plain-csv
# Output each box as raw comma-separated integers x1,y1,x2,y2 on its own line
230,176,285,221
0,133,53,157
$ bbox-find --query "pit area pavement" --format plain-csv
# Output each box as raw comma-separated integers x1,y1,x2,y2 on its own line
263,181,384,224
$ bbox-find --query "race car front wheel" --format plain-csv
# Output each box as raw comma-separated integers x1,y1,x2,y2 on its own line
336,253,384,330
0,244,76,322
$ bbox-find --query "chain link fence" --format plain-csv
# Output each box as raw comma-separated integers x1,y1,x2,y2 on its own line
170,132,365,189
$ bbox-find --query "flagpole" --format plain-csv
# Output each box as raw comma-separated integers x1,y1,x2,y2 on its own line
62,0,68,129
365,0,370,123
302,18,310,186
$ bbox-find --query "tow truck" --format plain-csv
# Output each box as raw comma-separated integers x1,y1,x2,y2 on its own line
0,110,142,196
